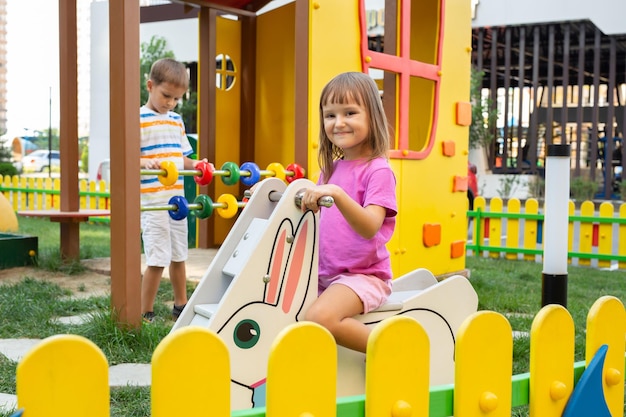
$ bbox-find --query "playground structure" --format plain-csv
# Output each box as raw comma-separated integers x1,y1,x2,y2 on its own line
43,0,475,326
170,177,478,409
188,0,474,279
9,295,625,416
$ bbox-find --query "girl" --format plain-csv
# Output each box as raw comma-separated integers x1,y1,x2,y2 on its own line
300,72,397,353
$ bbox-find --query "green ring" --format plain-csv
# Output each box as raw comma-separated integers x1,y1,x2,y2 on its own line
193,194,214,219
221,161,241,186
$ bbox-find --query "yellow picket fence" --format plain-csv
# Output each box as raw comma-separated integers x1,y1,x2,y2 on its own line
11,296,626,417
470,196,626,269
4,175,626,268
0,175,110,214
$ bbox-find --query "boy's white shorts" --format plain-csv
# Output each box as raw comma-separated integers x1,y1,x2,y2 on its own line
141,210,188,267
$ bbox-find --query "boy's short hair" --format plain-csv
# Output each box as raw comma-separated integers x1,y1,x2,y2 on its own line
149,58,189,89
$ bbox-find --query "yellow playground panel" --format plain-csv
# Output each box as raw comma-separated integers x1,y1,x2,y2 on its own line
211,0,472,277
0,192,18,232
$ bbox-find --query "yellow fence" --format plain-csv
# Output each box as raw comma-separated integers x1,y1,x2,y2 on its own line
0,175,110,213
4,176,626,268
11,296,626,417
470,196,626,269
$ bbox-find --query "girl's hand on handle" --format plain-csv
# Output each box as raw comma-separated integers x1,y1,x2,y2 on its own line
299,184,339,213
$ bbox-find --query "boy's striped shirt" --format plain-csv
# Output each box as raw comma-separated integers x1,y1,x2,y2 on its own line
140,106,193,206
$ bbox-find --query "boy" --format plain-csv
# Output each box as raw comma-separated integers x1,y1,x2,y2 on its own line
140,58,207,322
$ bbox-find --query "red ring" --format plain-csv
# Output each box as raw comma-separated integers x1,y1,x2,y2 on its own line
286,163,306,183
194,161,214,186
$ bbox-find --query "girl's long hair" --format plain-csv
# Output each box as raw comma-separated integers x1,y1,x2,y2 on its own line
317,72,390,183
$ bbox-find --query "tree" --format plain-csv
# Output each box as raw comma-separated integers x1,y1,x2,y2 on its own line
140,36,197,132
140,35,175,106
0,138,11,162
0,138,18,176
469,67,498,150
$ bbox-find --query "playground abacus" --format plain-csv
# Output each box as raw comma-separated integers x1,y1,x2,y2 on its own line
143,188,334,221
139,160,307,220
141,160,306,187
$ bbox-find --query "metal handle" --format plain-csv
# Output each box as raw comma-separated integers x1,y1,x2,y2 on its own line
294,189,334,208
243,188,334,208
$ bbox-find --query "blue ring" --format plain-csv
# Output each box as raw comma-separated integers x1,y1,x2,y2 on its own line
240,161,261,186
168,196,189,220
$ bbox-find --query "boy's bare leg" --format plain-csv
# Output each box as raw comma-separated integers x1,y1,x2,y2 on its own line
141,265,164,313
169,261,188,307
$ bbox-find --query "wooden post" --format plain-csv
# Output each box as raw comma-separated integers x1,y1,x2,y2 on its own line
109,0,142,328
58,0,80,260
197,7,217,249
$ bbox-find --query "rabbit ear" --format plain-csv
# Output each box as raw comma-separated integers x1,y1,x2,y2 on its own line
264,220,294,305
279,211,316,314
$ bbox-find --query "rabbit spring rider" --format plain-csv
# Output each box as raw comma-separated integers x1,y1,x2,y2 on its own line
172,177,478,410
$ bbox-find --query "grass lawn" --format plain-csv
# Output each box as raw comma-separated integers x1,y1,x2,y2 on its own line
0,217,624,416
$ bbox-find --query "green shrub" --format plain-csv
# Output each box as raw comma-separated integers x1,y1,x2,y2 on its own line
619,180,626,201
569,177,598,201
527,175,545,199
0,162,18,177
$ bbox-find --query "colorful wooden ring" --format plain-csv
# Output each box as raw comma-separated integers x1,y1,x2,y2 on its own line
266,162,286,182
193,194,214,219
158,161,179,186
194,161,214,186
221,162,241,186
216,193,239,219
286,163,306,183
168,195,189,220
240,161,261,186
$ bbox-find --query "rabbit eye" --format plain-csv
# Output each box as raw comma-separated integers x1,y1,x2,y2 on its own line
233,319,261,349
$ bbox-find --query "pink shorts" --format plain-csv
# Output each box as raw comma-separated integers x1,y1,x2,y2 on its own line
319,273,392,313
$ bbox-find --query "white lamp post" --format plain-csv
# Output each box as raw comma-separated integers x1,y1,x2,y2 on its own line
541,144,571,307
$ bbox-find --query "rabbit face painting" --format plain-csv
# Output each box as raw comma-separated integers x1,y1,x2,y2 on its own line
214,212,318,407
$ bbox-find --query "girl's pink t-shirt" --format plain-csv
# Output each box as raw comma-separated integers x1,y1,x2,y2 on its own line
318,158,397,283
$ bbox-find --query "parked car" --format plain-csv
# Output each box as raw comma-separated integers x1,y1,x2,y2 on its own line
96,159,110,189
22,150,61,173
468,162,478,210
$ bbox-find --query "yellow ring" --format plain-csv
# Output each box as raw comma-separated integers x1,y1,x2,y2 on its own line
158,161,179,186
266,162,286,182
216,193,239,219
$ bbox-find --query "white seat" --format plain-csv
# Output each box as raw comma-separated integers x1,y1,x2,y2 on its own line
371,290,422,312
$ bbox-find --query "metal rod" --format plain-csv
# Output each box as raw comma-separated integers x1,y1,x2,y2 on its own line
243,189,334,208
139,168,296,178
